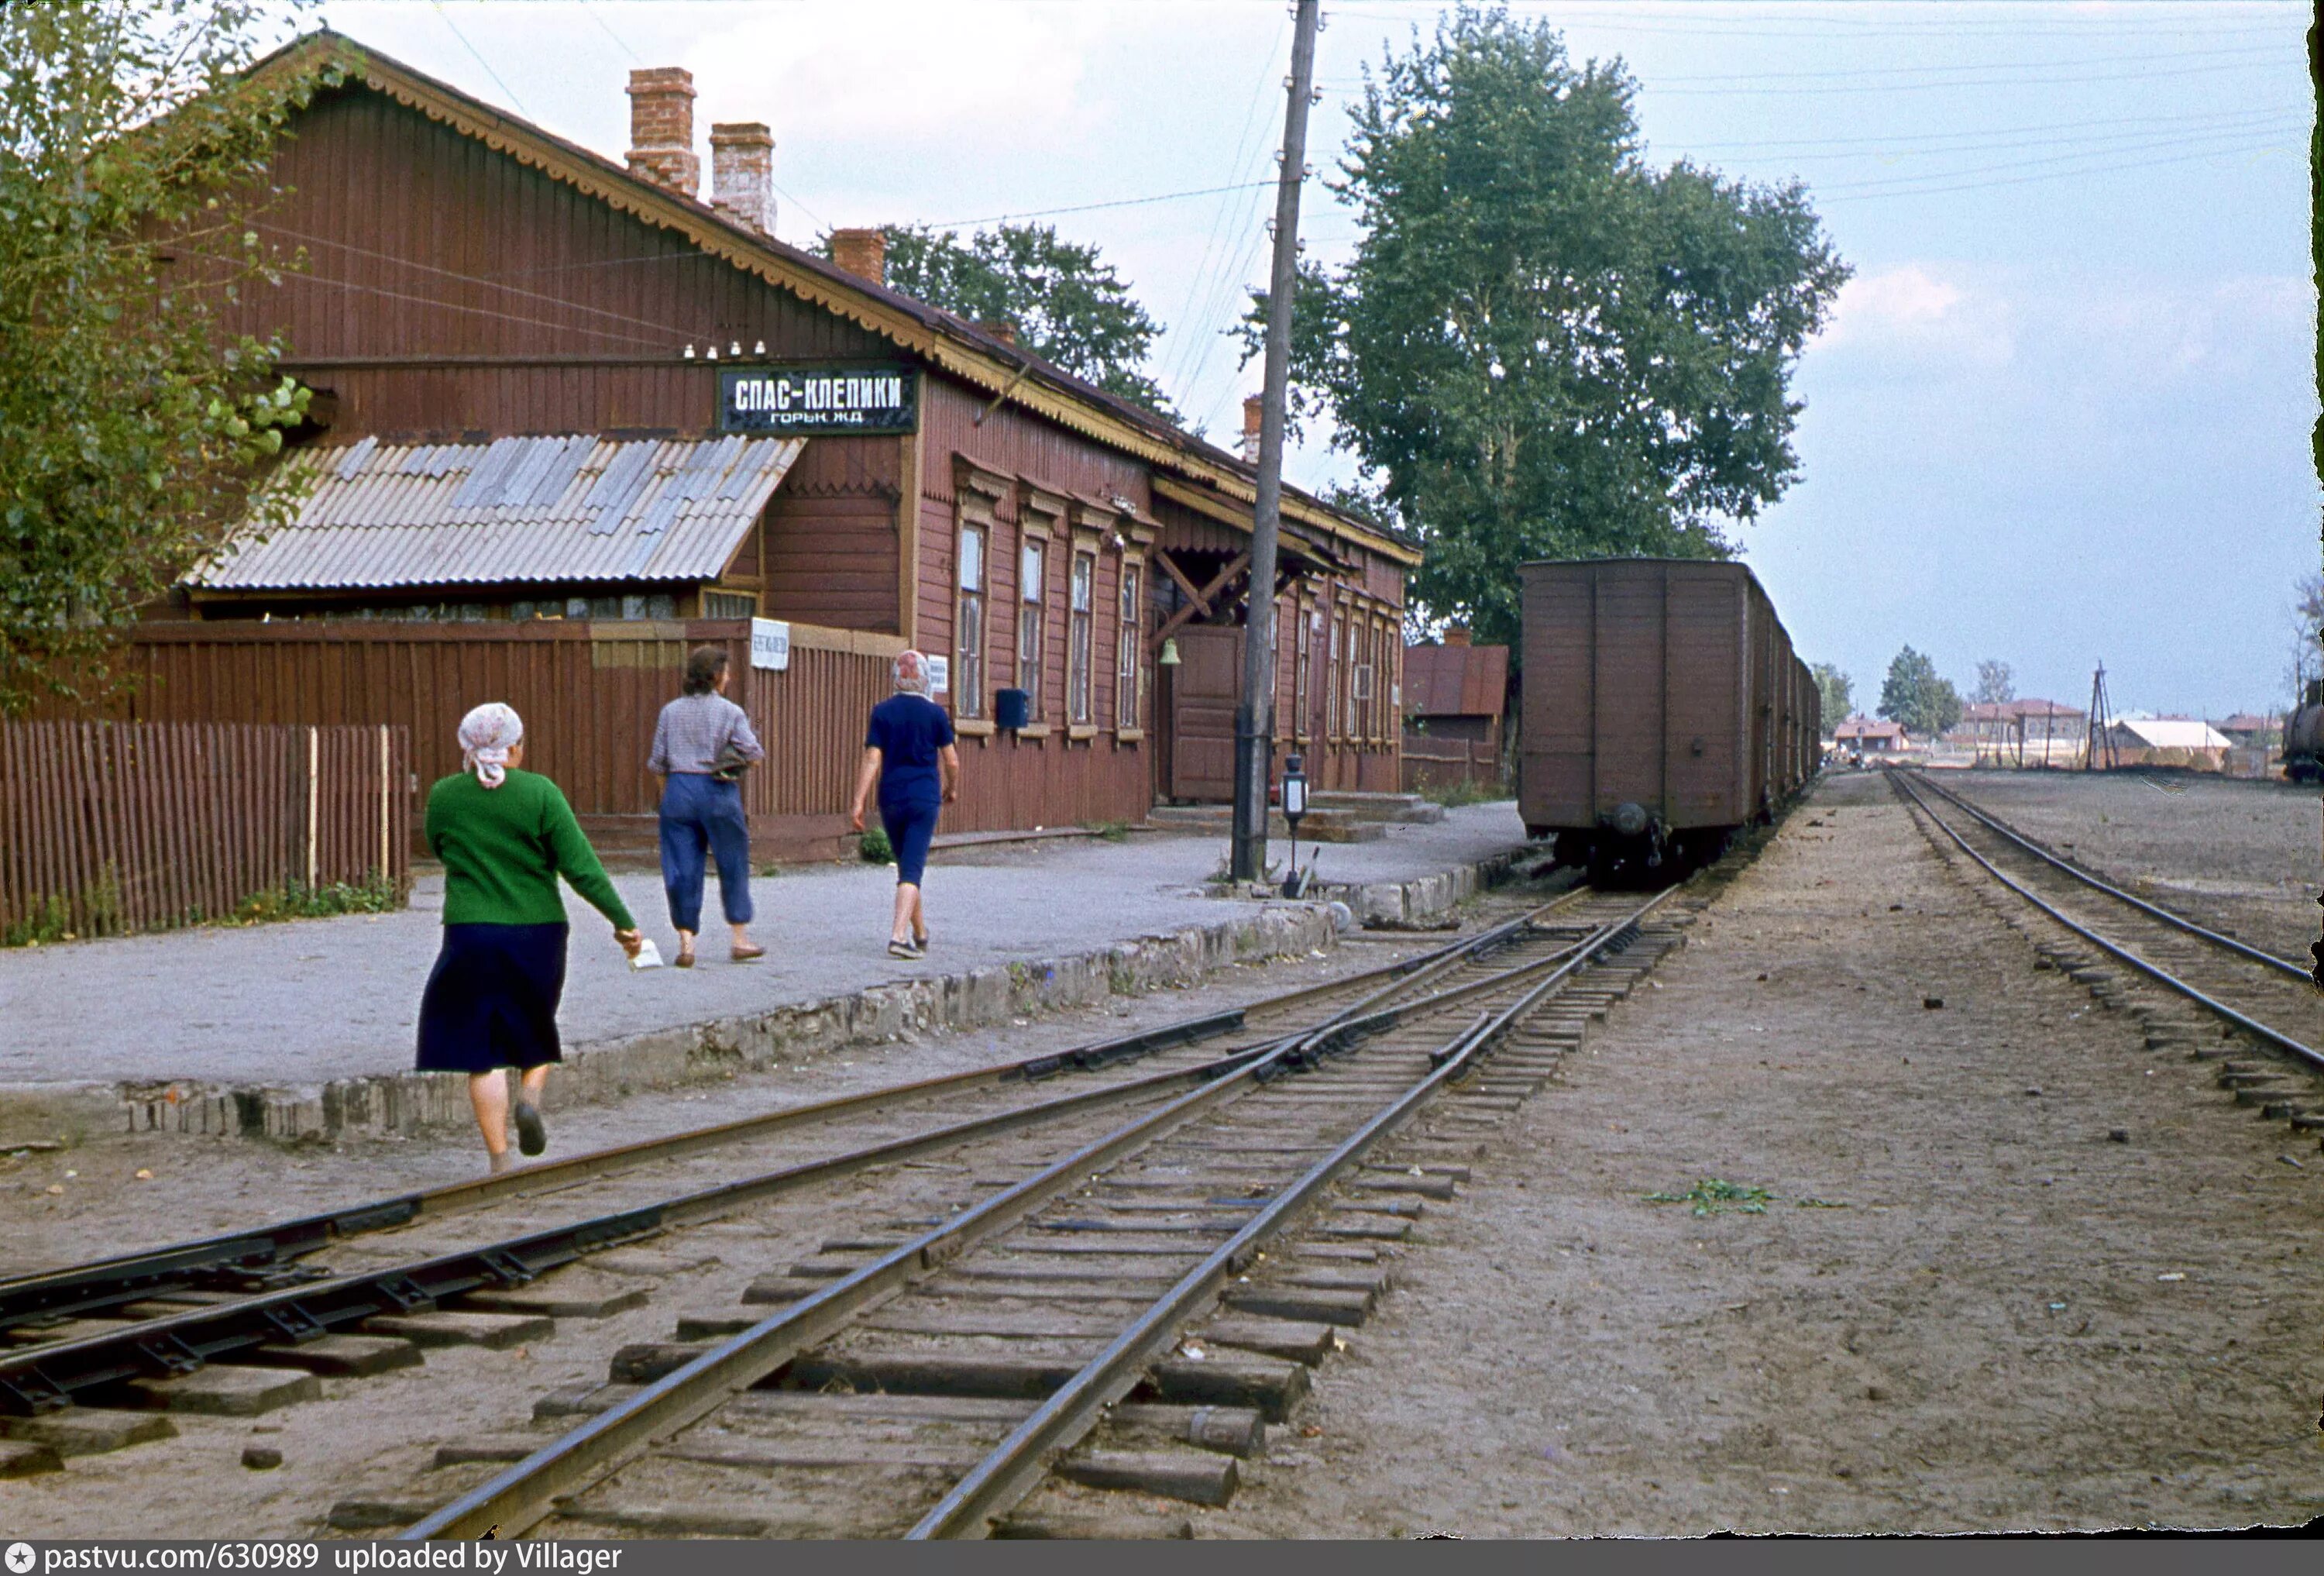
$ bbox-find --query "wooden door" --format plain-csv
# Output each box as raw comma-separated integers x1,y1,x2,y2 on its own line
1167,625,1242,802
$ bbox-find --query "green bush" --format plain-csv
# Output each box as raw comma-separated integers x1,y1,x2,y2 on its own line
233,872,403,924
858,828,895,864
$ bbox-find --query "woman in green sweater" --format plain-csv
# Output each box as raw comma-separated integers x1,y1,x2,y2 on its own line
420,704,642,1172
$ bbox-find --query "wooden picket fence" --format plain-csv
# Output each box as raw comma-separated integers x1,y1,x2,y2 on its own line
0,721,411,942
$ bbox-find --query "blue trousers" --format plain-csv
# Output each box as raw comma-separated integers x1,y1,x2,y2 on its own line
659,773,754,932
880,797,940,887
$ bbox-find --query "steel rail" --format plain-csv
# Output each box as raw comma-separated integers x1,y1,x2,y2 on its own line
397,898,1600,1540
1902,770,2308,981
908,885,1680,1539
3,893,1590,1333
0,1037,1315,1416
1893,773,2324,1071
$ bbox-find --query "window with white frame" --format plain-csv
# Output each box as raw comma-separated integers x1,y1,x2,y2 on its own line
1116,559,1143,729
955,525,987,718
1068,551,1095,725
1018,539,1046,714
1294,601,1313,744
1327,611,1343,740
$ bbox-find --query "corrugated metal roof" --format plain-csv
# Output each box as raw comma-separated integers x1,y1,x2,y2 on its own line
193,434,805,590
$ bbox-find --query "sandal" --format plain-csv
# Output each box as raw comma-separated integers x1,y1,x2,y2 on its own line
731,943,766,964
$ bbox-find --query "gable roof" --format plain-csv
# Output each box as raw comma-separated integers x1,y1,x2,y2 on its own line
2109,717,2232,750
194,434,803,590
244,31,1417,570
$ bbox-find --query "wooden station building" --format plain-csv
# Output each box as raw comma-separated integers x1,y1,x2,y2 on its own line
131,33,1417,854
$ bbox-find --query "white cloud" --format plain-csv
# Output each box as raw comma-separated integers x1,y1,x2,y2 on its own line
1812,263,2015,373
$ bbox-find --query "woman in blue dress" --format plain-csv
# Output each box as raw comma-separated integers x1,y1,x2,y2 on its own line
848,650,960,959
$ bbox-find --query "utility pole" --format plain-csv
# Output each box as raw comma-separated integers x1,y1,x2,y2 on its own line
1232,0,1322,883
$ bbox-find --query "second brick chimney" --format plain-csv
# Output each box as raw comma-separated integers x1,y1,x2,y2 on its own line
626,67,699,198
709,122,775,235
829,228,888,287
1242,394,1264,463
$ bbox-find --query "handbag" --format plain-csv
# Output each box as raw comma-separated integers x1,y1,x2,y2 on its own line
710,739,755,783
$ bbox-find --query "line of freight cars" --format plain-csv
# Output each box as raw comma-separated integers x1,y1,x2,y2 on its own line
1520,559,1820,885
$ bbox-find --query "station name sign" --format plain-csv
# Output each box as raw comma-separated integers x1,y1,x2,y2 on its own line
719,366,917,435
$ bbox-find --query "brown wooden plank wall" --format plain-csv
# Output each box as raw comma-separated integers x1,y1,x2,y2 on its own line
759,437,902,631
0,721,410,940
226,88,885,436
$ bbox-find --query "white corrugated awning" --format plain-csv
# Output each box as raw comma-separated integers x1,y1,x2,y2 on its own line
191,433,806,590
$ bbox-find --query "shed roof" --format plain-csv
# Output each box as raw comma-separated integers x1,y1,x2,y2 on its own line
193,433,803,590
1834,716,1906,741
2107,717,2233,750
1402,642,1508,719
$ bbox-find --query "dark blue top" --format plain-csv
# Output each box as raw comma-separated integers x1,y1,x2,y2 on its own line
867,693,956,807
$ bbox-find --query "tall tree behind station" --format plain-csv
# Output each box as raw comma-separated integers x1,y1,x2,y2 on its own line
1249,5,1848,649
1810,662,1853,728
837,224,1182,425
0,1,325,715
1879,645,1962,738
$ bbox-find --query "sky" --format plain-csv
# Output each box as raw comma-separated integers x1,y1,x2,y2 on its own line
292,0,2316,718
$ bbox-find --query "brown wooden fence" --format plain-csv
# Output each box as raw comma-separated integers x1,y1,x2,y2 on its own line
1401,726,1503,797
1,721,411,941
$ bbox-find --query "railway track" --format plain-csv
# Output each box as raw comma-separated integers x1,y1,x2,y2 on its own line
0,893,1587,1423
345,883,1687,1540
1892,769,2324,1142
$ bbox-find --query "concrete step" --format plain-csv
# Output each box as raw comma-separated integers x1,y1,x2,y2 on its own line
1143,806,1384,844
1305,791,1448,824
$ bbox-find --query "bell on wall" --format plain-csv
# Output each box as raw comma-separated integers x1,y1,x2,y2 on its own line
1158,638,1182,667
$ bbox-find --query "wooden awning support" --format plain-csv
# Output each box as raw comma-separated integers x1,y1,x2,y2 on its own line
1150,551,1250,652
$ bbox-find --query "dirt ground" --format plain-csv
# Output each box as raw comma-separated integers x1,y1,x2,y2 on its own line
1937,769,2322,962
1227,772,2324,1535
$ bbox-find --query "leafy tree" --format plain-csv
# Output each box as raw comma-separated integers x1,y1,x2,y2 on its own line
2286,571,2324,703
1810,662,1852,727
1879,645,1961,738
1972,659,2014,705
1243,5,1848,649
837,223,1181,423
0,2,325,715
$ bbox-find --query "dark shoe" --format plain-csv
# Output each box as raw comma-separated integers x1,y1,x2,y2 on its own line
673,948,695,969
513,1101,547,1158
914,930,930,951
888,938,923,960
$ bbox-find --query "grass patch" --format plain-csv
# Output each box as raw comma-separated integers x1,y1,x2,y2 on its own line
1418,776,1503,808
5,870,402,947
1645,1178,1772,1216
1092,820,1133,843
858,828,894,864
1796,1196,1851,1210
230,873,403,924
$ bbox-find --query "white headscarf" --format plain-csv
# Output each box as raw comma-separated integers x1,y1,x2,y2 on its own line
892,649,931,697
458,702,524,789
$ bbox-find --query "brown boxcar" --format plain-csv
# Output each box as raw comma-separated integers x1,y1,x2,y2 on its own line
1519,559,1817,879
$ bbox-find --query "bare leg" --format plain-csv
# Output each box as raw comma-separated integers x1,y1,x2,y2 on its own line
518,1064,549,1107
673,927,696,963
469,1071,511,1162
730,920,753,951
891,883,919,945
910,885,927,945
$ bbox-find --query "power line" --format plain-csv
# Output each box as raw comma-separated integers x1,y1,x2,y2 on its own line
1816,131,2295,202
429,2,531,119
923,181,1276,231
1659,103,2302,153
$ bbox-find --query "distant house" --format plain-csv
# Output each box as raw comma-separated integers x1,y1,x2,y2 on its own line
1834,715,1908,754
2102,717,2233,769
1401,630,1508,795
2217,713,2278,746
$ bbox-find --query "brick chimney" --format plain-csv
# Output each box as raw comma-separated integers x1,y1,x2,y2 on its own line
625,67,699,198
1242,394,1263,463
829,227,888,286
1442,624,1472,648
709,122,775,235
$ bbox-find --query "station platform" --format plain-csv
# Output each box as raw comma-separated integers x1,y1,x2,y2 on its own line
0,803,1531,1144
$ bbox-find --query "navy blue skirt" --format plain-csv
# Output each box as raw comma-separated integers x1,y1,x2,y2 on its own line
416,922,569,1074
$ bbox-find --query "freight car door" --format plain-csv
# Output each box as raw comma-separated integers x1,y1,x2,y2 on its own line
1167,625,1242,802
